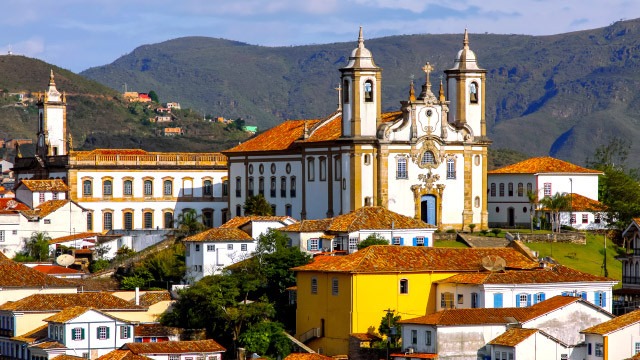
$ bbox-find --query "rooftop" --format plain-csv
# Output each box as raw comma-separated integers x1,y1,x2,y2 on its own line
436,264,615,285
124,339,226,354
19,179,69,192
49,232,100,245
97,350,153,360
488,156,602,175
220,216,298,229
134,291,173,306
487,328,538,346
0,254,75,288
32,265,83,275
0,292,146,311
581,308,640,335
184,227,253,242
284,354,335,360
21,199,73,219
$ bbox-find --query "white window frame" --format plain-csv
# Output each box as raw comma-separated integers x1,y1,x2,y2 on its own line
120,326,130,339
446,158,456,179
72,327,83,341
595,343,603,357
519,294,528,307
227,244,233,250
97,326,108,340
416,237,425,246
392,237,401,245
544,182,552,196
207,244,215,252
241,244,248,251
582,214,589,224
309,239,319,251
0,231,4,242
348,238,358,252
396,157,408,179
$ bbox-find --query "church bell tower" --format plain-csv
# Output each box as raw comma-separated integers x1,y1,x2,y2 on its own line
37,70,68,157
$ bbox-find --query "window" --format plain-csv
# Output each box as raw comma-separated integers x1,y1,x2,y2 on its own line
364,80,374,102
343,80,350,103
508,183,513,197
441,292,454,309
235,177,242,197
588,343,592,355
52,192,58,200
103,212,113,231
227,244,234,250
392,237,401,245
544,182,552,196
207,245,215,252
595,213,601,223
399,279,408,294
258,177,264,196
397,157,407,179
570,214,576,224
87,212,93,231
595,343,603,357
123,180,133,196
308,239,319,251
494,293,503,308
535,292,545,304
163,180,172,196
582,214,589,224
308,158,315,181
469,82,478,103
236,205,242,217
270,177,276,197
475,196,480,208
120,326,130,339
446,158,456,179
285,204,292,217
517,183,524,197
411,329,417,345
248,177,254,197
141,211,152,229
635,342,640,355
311,277,318,294
518,293,529,307
490,183,496,196
320,157,327,181
421,151,435,166
416,237,425,246
241,244,248,251
499,183,505,197
364,154,371,166
271,204,276,215
290,177,296,197
144,180,153,196
595,291,607,307
97,326,109,340
527,182,533,193
425,330,432,346
124,212,133,230
471,293,479,308
83,179,92,196
457,294,464,304
203,180,213,196
169,356,180,360
73,327,84,341
103,180,113,196
203,210,213,228
163,211,173,229
195,244,200,252
332,278,339,295
334,157,341,180
280,177,287,197
39,192,45,203
349,238,358,252
222,179,229,196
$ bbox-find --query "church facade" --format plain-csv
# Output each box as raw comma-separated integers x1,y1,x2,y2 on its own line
12,72,229,233
224,29,490,231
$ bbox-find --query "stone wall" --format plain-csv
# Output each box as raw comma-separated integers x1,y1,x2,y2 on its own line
507,232,586,245
434,232,458,241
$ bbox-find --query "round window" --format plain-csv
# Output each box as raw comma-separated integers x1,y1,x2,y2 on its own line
286,163,292,174
523,207,528,213
259,164,264,174
495,207,500,213
248,164,254,174
271,163,276,174
474,155,481,166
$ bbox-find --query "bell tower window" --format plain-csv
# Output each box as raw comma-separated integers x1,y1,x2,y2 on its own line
470,82,479,104
343,80,350,103
364,80,374,102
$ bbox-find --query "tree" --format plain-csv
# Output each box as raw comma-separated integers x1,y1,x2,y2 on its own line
539,192,570,233
357,233,389,250
526,189,539,233
378,310,401,346
21,232,51,261
239,321,291,358
243,195,273,216
148,90,159,103
175,209,205,239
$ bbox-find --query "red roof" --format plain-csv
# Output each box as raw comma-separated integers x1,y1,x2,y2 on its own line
32,265,82,275
0,198,29,213
488,157,601,175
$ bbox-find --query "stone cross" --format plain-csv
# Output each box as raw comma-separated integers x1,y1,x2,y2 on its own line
422,62,434,88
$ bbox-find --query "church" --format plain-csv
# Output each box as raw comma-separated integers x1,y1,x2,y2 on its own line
12,72,229,233
224,28,490,232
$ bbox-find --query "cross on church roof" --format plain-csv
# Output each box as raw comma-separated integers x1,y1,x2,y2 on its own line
422,62,434,88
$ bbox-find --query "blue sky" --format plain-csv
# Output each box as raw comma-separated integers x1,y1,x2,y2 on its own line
1,0,637,72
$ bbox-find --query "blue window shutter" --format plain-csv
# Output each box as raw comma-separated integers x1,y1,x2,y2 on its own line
594,292,600,307
106,327,110,339
603,292,607,307
527,294,532,307
494,293,503,308
581,292,587,300
318,239,322,250
400,237,404,245
81,328,85,340
540,293,546,301
515,294,521,307
412,237,417,246
306,240,311,250
561,292,568,296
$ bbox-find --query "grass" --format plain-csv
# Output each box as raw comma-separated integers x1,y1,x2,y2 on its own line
434,239,469,248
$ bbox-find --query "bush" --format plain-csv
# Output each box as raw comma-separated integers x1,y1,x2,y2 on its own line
491,229,502,237
479,229,489,236
90,259,111,273
446,229,456,234
469,224,476,233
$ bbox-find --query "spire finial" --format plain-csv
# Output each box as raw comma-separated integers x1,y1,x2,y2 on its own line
409,78,416,102
49,69,56,86
358,26,364,48
463,28,469,49
439,76,445,102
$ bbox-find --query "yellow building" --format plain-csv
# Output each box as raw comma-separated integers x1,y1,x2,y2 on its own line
292,245,539,356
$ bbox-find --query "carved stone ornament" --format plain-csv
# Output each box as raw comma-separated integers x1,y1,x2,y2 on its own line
418,107,440,136
412,139,445,170
417,170,440,191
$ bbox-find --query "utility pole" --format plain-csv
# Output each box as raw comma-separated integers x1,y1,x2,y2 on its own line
603,232,608,277
384,308,394,360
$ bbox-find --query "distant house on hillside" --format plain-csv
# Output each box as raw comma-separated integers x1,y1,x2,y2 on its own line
241,125,258,134
165,102,181,109
163,127,184,136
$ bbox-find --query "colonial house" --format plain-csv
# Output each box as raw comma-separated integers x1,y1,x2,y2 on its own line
12,72,230,232
581,309,640,360
14,179,68,208
133,324,182,343
280,206,436,254
219,215,298,239
225,29,490,231
616,218,640,315
119,339,226,360
395,295,613,360
183,228,255,282
0,198,31,256
487,156,602,228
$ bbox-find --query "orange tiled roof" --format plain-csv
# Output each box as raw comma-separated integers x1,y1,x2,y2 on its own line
134,323,182,337
51,355,86,360
488,157,602,174
49,232,99,245
11,324,48,343
30,340,66,349
303,115,342,143
135,291,172,306
437,265,615,285
21,200,71,218
184,227,253,242
75,149,148,156
581,308,640,335
487,328,538,346
220,216,297,229
568,193,605,212
44,306,129,323
389,353,438,359
280,219,334,232
0,256,75,288
0,292,146,311
0,198,29,213
125,339,226,354
292,246,539,273
284,354,334,360
399,307,532,326
32,265,83,275
97,350,153,360
19,179,69,192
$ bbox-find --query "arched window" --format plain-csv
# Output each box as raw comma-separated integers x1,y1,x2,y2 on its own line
103,180,112,196
202,209,214,228
123,180,133,196
343,80,350,103
490,183,496,197
290,176,297,197
248,177,254,197
144,180,153,196
307,158,315,181
258,177,265,196
518,183,524,197
320,157,327,180
421,151,435,166
364,80,374,102
236,205,242,217
400,279,409,294
235,177,242,197
163,180,173,196
285,204,292,217
83,179,93,197
103,212,113,231
499,183,505,197
86,212,93,231
203,180,213,196
508,183,514,197
163,211,173,229
123,211,133,230
475,196,480,208
270,177,276,197
143,211,153,229
470,82,479,103
280,177,287,198
527,183,533,193
396,157,408,179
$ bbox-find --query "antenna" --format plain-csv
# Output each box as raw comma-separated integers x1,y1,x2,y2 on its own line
481,255,506,272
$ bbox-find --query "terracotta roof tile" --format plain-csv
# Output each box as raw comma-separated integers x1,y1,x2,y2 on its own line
134,291,172,306
134,323,182,337
389,353,438,359
20,179,69,192
488,157,602,174
184,228,253,242
43,306,93,322
487,328,538,346
399,308,532,326
49,232,100,245
437,265,615,285
32,265,83,275
0,256,75,288
97,350,153,360
292,246,539,273
0,292,146,311
581,308,640,335
280,219,334,232
11,324,48,343
220,216,297,229
303,115,342,143
52,355,86,360
0,198,29,212
284,354,334,360
125,339,226,354
568,193,605,212
21,200,71,218
224,120,318,153
30,340,66,349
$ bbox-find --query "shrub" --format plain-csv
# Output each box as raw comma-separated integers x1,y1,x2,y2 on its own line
469,224,476,233
491,229,502,237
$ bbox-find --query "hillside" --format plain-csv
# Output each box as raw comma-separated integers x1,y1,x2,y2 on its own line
81,19,640,168
0,56,248,155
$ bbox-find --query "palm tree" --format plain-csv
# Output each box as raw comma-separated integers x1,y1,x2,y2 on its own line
539,192,570,233
526,189,539,234
25,232,52,261
175,209,205,240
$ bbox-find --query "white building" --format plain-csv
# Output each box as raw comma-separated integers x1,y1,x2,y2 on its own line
487,328,572,360
184,228,255,282
224,29,490,231
487,156,603,229
581,309,640,360
116,340,225,360
280,206,435,254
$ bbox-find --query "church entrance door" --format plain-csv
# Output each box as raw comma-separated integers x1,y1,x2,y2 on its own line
421,195,437,226
507,207,515,227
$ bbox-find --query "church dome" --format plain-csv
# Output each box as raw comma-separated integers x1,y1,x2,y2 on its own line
343,27,378,69
450,29,481,71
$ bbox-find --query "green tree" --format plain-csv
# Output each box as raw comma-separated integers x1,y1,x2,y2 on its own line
378,310,401,346
357,233,389,250
239,321,291,358
243,195,273,216
526,189,539,233
539,192,570,233
148,90,160,103
21,232,51,261
175,209,205,240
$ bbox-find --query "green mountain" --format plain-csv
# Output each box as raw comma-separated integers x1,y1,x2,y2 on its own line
80,19,640,168
0,55,248,155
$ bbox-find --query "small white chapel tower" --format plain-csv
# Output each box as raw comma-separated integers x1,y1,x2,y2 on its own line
36,70,68,157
